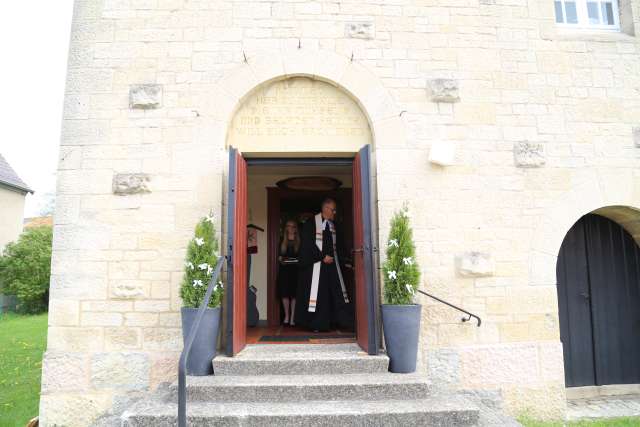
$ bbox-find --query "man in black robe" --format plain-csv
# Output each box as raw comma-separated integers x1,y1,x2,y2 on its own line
295,198,354,332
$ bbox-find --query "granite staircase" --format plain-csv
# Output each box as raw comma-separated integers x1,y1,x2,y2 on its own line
121,343,488,426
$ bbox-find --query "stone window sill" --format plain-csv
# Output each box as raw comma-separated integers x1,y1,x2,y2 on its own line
552,28,636,42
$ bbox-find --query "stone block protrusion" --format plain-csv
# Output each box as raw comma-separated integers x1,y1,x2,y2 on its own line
429,141,456,166
113,173,151,195
633,127,640,147
129,84,163,109
456,252,494,277
427,79,460,103
345,22,375,39
112,281,147,299
514,141,546,168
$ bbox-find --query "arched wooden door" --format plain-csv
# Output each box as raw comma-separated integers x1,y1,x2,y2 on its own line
557,213,640,387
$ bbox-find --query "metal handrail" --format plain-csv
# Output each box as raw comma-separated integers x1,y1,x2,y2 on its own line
416,288,482,327
178,256,225,427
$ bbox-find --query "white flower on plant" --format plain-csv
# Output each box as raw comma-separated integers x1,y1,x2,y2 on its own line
207,265,213,275
387,270,397,280
192,279,204,287
185,261,195,270
405,284,415,295
388,239,399,248
218,281,224,288
402,257,413,265
194,237,205,246
204,214,215,223
198,263,209,271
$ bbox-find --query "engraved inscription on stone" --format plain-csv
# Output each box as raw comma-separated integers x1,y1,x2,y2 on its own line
514,141,546,168
229,78,370,145
113,173,151,195
427,79,460,103
345,22,375,39
129,84,162,109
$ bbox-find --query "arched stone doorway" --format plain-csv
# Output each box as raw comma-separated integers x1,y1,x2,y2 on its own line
222,72,386,357
556,211,640,387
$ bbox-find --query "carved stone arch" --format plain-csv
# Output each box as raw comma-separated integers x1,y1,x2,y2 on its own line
528,168,640,286
194,47,405,154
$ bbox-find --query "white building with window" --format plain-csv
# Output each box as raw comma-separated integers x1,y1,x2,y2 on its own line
0,153,32,255
40,0,640,425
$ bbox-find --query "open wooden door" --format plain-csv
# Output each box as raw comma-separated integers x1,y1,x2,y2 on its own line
225,147,248,356
353,145,381,355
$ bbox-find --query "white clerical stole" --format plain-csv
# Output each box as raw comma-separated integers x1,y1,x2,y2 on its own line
308,213,349,312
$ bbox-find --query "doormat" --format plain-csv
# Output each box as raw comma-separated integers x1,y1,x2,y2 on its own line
258,334,355,342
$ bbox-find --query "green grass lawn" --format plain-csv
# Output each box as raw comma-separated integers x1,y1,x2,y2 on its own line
519,416,640,426
0,312,48,427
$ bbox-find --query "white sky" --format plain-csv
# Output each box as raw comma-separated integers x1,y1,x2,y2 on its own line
0,2,75,217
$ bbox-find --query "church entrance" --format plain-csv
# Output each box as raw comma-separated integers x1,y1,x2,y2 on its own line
557,213,640,387
225,146,381,357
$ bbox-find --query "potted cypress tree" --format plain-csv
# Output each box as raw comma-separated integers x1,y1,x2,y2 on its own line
180,213,223,375
381,206,421,373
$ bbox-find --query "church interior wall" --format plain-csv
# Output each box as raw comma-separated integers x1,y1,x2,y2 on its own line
246,171,353,321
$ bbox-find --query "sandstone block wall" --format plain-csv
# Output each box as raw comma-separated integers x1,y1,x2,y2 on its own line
41,0,640,424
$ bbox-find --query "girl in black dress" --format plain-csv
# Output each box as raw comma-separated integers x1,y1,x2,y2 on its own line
277,220,300,326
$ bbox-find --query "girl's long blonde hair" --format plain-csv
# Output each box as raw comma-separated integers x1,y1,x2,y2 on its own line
280,220,300,254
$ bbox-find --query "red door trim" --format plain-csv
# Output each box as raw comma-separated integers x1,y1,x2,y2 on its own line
266,188,281,327
353,152,370,353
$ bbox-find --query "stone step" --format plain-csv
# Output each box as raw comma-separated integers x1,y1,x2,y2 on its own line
170,373,432,402
212,343,389,376
122,396,480,427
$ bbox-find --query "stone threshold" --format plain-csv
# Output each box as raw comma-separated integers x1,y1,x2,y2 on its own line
566,384,640,400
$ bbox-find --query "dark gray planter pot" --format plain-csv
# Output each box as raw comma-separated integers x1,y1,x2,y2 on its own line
180,306,221,376
381,304,422,373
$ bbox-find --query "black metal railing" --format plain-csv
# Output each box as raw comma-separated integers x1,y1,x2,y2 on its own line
417,288,482,327
178,256,225,427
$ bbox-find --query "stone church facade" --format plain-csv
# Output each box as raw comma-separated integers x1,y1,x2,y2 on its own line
41,0,640,425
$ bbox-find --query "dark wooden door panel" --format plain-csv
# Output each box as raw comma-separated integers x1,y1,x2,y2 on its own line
558,213,640,387
353,151,368,352
585,214,640,385
557,218,595,387
354,145,380,355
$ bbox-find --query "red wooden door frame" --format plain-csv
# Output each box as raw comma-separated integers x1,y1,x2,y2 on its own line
266,188,280,327
226,148,248,356
353,153,369,352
